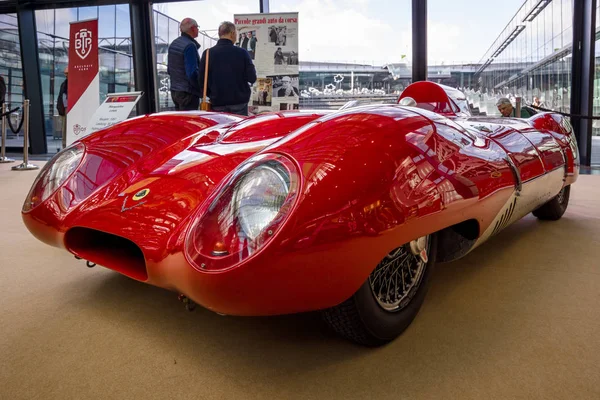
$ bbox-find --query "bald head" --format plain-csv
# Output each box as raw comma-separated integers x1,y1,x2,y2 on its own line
218,21,237,43
180,18,199,38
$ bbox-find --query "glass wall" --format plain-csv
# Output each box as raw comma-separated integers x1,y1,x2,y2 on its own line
31,6,186,151
155,9,183,111
154,11,218,111
153,1,238,111
469,0,600,165
471,0,574,117
0,13,24,106
35,6,137,152
0,13,25,147
592,2,600,165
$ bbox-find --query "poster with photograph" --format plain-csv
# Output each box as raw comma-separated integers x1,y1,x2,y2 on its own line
252,78,273,107
269,75,299,98
234,30,257,60
234,12,299,114
268,74,299,112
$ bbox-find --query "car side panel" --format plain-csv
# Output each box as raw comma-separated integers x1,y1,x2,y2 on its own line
166,106,515,315
488,126,547,182
529,113,580,183
519,128,565,172
146,105,521,315
24,106,576,316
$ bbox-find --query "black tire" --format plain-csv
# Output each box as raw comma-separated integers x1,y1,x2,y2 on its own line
532,185,570,221
322,234,437,346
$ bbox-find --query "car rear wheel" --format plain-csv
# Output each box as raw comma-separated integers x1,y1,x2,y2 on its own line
322,234,437,346
532,185,570,221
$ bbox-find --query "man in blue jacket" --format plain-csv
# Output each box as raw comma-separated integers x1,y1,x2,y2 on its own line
168,18,201,111
199,21,257,116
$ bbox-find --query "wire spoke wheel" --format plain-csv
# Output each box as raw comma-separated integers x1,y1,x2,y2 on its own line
533,185,570,221
556,186,567,205
368,237,429,312
323,234,437,346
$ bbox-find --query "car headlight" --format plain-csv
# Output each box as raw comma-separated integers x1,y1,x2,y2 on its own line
185,154,300,272
22,143,85,212
234,163,290,241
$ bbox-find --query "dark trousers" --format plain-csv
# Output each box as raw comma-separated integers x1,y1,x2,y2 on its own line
171,90,200,111
211,103,249,116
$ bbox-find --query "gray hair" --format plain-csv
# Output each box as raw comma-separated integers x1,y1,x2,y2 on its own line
496,97,512,107
218,21,236,37
180,18,198,34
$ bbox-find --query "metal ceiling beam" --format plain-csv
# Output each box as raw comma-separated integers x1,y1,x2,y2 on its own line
522,0,552,22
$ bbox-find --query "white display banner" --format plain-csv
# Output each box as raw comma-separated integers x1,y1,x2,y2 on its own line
233,12,299,115
67,74,99,144
87,92,144,135
67,19,99,146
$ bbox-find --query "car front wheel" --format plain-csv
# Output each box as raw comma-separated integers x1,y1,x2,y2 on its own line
322,234,437,346
532,185,570,221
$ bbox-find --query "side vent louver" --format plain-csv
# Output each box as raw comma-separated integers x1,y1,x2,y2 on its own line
491,197,517,237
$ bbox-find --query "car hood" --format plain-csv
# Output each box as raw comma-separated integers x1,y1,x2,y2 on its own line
52,111,325,259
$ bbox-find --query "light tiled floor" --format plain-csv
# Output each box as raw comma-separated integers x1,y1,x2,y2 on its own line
1,163,599,400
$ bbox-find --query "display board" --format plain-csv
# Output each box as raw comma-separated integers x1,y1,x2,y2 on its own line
67,19,99,145
86,92,144,134
233,12,299,114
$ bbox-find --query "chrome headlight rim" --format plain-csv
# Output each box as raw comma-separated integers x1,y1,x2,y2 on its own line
22,143,86,213
184,152,301,273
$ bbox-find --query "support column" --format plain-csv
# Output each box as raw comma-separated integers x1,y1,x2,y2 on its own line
412,0,427,82
570,0,596,167
17,7,47,154
260,0,270,13
130,1,158,115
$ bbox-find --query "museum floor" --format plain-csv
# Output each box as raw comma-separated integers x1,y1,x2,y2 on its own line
1,162,599,400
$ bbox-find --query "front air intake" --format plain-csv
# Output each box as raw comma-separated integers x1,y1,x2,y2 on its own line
64,227,148,281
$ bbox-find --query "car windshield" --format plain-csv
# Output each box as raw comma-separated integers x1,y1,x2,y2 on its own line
339,99,398,110
440,85,471,117
452,98,471,116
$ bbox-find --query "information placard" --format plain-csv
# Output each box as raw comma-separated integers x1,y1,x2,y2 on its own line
233,12,299,115
87,92,143,134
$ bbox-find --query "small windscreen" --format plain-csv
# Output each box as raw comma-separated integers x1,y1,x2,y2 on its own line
415,101,455,114
399,81,471,117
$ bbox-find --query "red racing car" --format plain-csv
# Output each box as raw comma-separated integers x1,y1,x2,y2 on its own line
22,82,579,346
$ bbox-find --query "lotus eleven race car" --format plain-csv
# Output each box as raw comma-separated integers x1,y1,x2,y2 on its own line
22,81,579,346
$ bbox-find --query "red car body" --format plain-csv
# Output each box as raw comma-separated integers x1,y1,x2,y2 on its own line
22,82,579,318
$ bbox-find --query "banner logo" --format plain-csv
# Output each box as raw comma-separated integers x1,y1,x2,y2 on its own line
75,29,93,60
73,124,86,136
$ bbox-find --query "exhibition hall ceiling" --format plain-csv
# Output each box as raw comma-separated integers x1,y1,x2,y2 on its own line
0,0,199,14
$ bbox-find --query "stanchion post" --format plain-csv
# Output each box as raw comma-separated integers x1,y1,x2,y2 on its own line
12,99,39,171
0,103,16,163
